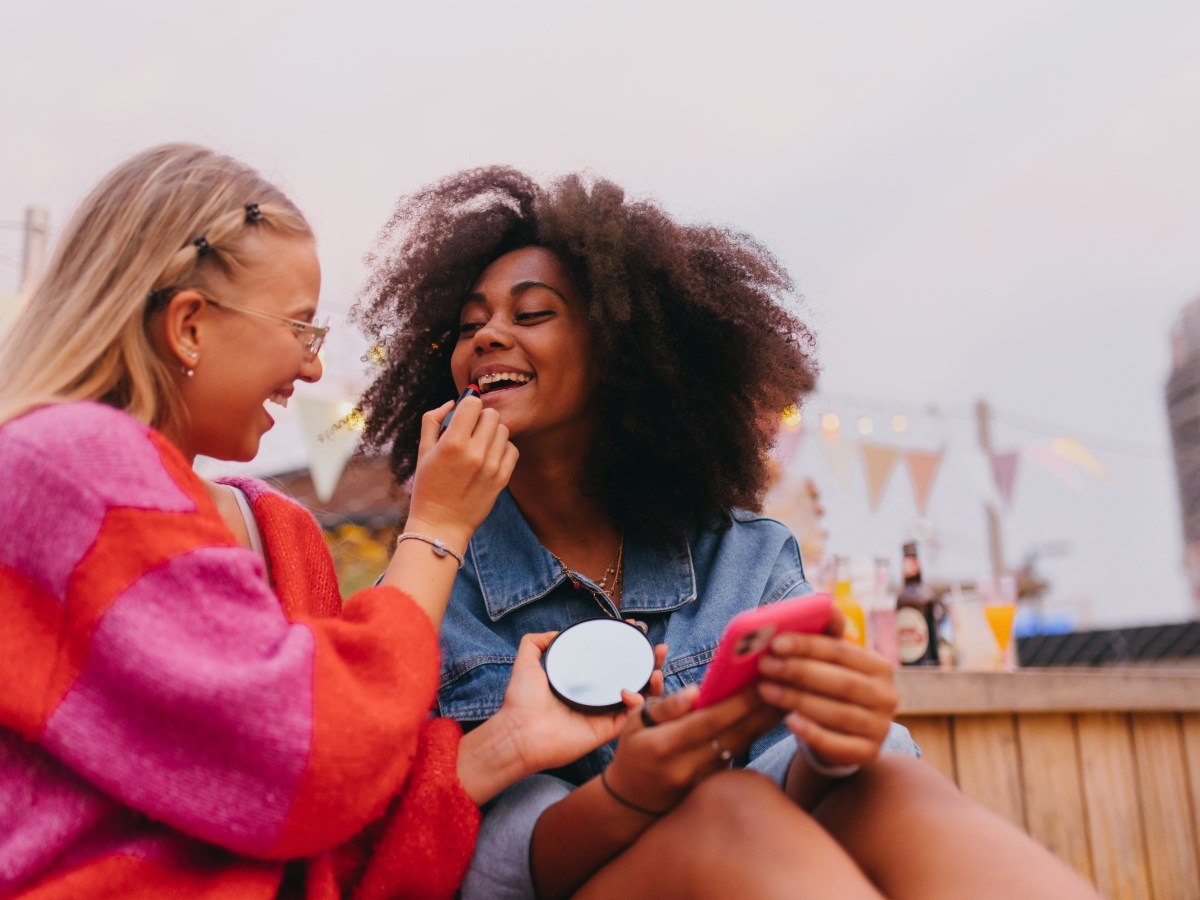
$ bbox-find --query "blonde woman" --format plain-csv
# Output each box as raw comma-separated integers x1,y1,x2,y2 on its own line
0,145,635,899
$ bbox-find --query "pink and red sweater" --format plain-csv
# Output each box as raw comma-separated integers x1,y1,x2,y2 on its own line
0,402,480,898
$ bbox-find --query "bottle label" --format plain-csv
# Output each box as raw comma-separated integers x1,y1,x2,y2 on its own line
896,606,930,664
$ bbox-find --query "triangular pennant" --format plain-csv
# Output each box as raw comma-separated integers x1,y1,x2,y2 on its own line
860,442,899,511
296,396,361,502
818,431,857,493
905,447,944,516
1024,441,1084,488
1050,436,1109,480
990,450,1020,506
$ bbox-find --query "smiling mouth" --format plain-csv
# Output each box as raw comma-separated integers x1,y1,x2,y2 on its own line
477,372,533,394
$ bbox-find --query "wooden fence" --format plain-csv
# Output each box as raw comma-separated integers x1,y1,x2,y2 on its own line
895,669,1200,900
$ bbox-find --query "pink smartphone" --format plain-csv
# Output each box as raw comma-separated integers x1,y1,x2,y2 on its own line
695,593,833,708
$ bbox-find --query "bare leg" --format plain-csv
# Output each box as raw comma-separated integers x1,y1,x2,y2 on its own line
814,755,1100,900
575,770,883,900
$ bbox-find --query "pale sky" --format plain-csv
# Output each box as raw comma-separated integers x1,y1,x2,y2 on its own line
3,0,1199,627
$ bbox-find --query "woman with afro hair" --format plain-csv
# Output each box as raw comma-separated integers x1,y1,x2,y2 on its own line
354,168,1098,900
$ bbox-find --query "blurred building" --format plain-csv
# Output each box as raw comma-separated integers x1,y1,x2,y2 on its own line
1166,297,1200,617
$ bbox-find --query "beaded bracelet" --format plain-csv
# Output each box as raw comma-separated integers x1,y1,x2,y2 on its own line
797,740,861,779
395,532,465,569
599,770,670,817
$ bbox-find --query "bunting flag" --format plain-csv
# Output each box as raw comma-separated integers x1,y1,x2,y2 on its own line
772,399,1108,518
860,442,899,511
990,450,1020,507
1051,436,1109,479
296,396,361,502
818,431,858,493
1024,440,1084,488
906,447,944,516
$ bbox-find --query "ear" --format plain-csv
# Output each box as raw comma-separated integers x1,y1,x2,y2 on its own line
159,290,210,367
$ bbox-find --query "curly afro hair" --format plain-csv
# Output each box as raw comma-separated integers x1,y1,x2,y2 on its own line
353,166,817,543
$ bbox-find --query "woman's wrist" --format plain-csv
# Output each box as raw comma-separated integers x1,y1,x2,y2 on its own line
399,514,471,559
456,711,532,805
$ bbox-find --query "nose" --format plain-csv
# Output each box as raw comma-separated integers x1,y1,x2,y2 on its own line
473,315,513,354
299,350,324,383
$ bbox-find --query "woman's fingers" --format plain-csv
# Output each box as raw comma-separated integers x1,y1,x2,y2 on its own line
759,634,897,709
785,712,884,768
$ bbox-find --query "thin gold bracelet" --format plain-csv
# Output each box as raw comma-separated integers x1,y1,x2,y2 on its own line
395,532,465,569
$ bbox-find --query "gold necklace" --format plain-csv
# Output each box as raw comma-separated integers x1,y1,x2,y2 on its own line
547,537,625,616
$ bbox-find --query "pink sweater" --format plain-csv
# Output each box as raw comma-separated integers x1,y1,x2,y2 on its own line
0,402,479,898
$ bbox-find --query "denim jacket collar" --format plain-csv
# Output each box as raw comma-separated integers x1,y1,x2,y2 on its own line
469,490,697,622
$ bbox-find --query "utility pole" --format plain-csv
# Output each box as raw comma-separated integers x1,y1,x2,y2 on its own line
975,398,1006,578
20,207,50,294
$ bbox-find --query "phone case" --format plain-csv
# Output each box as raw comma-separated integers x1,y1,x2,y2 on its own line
695,593,833,708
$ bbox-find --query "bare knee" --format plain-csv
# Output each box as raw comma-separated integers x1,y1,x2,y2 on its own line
816,753,983,840
672,770,821,862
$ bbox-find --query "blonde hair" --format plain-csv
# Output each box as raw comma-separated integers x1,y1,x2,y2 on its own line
0,143,311,428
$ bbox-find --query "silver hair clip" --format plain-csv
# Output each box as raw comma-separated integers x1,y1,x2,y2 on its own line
244,203,263,223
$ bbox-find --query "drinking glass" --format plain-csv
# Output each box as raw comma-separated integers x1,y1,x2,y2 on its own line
978,575,1018,671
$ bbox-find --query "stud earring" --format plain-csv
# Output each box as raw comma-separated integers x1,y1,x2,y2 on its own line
182,351,198,378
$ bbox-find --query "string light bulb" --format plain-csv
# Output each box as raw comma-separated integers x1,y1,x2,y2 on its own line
781,404,802,429
857,416,874,436
892,414,908,434
339,402,366,433
821,412,840,434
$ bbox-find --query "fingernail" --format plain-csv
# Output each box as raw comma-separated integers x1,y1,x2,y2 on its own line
759,655,784,675
771,634,796,653
758,681,784,702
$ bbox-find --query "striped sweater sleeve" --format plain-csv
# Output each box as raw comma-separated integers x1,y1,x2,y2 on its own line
0,403,444,861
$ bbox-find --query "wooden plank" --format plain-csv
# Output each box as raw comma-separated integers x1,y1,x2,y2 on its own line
1077,713,1152,900
1183,714,1200,878
1015,714,1094,883
1131,713,1200,897
951,714,1025,828
896,669,1200,715
897,715,956,783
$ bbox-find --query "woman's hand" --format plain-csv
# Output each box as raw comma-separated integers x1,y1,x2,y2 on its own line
755,607,899,795
377,397,517,628
601,683,783,816
457,632,666,804
404,395,518,551
502,631,668,775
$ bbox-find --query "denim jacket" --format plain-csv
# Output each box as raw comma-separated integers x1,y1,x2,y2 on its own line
438,490,810,785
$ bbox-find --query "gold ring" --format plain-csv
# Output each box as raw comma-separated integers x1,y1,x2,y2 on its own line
710,738,733,763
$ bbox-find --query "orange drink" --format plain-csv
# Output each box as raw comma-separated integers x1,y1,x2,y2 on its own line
983,603,1016,652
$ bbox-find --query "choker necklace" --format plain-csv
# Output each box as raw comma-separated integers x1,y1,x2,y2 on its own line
547,538,645,633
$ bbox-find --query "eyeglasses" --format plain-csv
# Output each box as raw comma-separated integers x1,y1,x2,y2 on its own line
203,297,330,359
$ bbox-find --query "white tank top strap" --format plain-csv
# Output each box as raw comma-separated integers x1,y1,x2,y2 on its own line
226,483,267,563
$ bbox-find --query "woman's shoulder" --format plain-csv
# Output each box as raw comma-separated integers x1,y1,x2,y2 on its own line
0,400,200,509
701,508,802,554
688,509,807,601
3,399,149,447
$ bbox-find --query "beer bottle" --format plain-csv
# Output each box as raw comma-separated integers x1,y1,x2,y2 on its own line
895,542,940,666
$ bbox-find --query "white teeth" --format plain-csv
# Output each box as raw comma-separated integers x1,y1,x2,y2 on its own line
477,372,532,388
267,393,290,408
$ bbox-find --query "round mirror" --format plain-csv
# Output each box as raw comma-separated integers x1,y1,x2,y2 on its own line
543,618,656,713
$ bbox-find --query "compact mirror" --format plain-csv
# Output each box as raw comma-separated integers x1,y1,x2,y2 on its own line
543,618,656,713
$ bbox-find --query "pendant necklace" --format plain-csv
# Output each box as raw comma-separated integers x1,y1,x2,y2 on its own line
547,537,648,635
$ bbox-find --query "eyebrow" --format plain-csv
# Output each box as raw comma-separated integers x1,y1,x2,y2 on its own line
464,280,568,305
